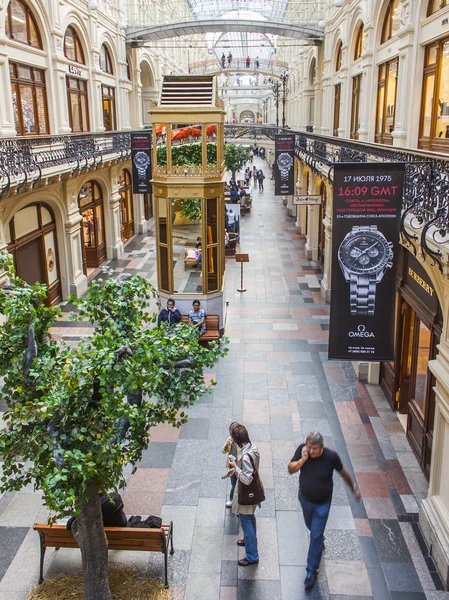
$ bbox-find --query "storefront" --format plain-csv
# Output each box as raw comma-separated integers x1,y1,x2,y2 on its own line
381,248,442,477
6,203,61,305
78,181,106,274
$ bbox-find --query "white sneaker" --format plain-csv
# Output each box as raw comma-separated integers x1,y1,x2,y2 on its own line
226,500,233,508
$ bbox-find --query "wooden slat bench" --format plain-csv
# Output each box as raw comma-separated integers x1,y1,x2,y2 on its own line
181,314,220,343
33,522,174,587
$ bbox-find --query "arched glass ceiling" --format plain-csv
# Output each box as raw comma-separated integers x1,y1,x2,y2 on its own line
187,0,288,22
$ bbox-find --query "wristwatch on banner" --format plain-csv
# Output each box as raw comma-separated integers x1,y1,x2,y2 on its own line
277,153,293,180
338,225,393,316
133,151,150,179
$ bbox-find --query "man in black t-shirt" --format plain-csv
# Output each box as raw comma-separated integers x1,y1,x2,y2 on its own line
288,431,361,590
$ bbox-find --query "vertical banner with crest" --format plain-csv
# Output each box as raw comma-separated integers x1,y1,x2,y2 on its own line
274,134,295,196
329,162,405,361
131,133,151,194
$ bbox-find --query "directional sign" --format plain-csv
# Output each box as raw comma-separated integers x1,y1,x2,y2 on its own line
292,195,321,205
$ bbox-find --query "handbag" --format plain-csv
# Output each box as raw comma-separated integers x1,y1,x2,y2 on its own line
238,453,265,505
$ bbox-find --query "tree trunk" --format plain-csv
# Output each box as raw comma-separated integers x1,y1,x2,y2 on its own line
72,483,112,600
231,170,236,180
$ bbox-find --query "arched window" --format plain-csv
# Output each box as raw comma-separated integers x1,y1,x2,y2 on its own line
427,0,448,16
336,41,343,71
100,44,113,74
354,23,364,60
78,181,106,273
64,26,85,65
381,0,401,44
5,0,42,49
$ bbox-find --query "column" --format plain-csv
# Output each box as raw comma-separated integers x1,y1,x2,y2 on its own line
320,185,332,303
108,173,124,259
54,61,72,134
64,189,88,297
358,26,374,141
392,31,415,147
0,49,17,136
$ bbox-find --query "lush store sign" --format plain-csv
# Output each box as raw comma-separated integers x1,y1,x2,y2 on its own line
329,163,405,361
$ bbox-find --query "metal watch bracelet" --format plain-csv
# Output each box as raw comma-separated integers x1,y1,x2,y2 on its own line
348,225,379,316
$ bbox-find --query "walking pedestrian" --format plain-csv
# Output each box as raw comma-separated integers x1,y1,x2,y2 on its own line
227,424,264,567
222,422,240,508
256,169,265,191
221,53,226,68
246,56,251,68
288,431,361,590
227,52,232,67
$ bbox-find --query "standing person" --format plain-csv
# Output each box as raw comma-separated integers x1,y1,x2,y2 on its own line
227,52,232,67
246,56,251,68
227,424,262,567
255,56,260,70
256,169,265,191
221,53,226,68
157,298,182,327
189,300,206,335
288,431,361,590
222,422,240,508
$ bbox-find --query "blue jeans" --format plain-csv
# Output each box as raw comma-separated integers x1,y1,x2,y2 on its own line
229,474,237,501
298,490,331,578
239,514,258,562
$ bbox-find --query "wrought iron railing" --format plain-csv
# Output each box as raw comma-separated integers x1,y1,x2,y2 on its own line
188,58,289,76
224,124,449,271
0,131,132,199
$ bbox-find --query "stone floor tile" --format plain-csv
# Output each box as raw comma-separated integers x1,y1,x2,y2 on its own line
365,566,391,600
221,560,238,587
271,417,295,441
0,494,48,528
258,467,274,490
277,511,308,567
356,472,389,498
222,535,238,561
243,400,270,425
327,505,356,530
297,401,327,419
170,587,186,600
355,518,372,537
146,548,189,586
274,476,300,511
325,560,372,596
220,586,237,600
370,520,412,563
238,517,280,581
189,528,223,574
0,527,33,583
196,498,226,530
179,418,210,440
271,440,297,460
400,522,437,591
237,579,282,600
138,442,177,468
382,561,424,593
185,573,221,600
280,565,319,600
323,530,364,561
149,422,181,442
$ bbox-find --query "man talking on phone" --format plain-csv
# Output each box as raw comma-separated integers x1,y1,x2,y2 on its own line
288,431,361,590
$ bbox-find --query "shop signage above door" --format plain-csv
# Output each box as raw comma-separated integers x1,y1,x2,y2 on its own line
329,162,405,362
274,134,295,196
68,65,84,77
131,133,151,194
404,252,438,314
292,195,321,205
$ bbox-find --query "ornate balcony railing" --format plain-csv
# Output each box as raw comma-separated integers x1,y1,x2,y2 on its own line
0,131,132,199
224,124,449,271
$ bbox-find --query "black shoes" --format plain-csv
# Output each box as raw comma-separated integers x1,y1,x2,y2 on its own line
304,575,316,590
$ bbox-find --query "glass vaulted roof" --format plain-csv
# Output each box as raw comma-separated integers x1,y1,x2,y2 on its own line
187,0,289,22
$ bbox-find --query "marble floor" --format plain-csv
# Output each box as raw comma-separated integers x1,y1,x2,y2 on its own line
0,159,448,600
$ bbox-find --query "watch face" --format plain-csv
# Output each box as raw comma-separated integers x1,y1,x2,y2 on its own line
277,153,293,169
134,152,149,168
339,232,392,275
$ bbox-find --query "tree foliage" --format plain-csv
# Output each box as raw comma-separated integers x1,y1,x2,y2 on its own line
0,251,227,520
156,143,217,167
224,144,252,178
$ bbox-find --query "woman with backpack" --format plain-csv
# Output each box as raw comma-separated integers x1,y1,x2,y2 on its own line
256,169,265,191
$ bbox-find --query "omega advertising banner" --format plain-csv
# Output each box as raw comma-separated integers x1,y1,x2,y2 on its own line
329,162,405,361
275,134,295,196
131,133,151,194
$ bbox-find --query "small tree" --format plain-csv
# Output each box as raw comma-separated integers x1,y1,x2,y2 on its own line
0,252,226,600
224,144,252,179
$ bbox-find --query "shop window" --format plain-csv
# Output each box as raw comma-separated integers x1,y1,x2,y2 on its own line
335,41,343,72
333,83,341,136
419,38,449,152
100,44,114,74
118,169,134,242
67,77,89,132
354,24,364,61
381,0,401,44
427,0,448,16
78,181,106,274
10,62,49,136
102,85,116,131
144,193,153,220
350,73,362,139
6,203,61,305
64,26,85,65
5,0,42,49
375,58,398,145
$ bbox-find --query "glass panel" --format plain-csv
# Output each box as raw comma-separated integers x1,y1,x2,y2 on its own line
207,245,218,292
225,202,241,236
14,205,39,238
80,92,89,132
158,197,167,244
41,206,53,226
159,245,169,292
426,45,438,66
207,198,218,244
437,42,449,139
379,64,387,81
10,0,27,44
413,321,431,416
206,124,217,167
44,231,59,285
391,0,401,37
35,86,48,134
421,74,435,137
95,204,104,245
18,84,36,134
171,124,203,170
34,70,44,83
29,15,40,48
75,37,85,64
82,209,96,248
376,84,385,134
103,97,112,131
64,28,76,62
18,66,32,79
69,91,81,132
5,222,11,244
11,84,20,133
172,199,203,294
384,61,397,134
155,123,167,147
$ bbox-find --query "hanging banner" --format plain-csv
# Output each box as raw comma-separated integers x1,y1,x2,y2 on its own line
329,162,405,361
131,133,151,194
275,134,295,196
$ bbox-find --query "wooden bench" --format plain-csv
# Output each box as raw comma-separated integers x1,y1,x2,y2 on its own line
181,314,220,344
33,522,174,588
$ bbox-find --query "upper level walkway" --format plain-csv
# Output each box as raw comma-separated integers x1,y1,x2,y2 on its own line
189,58,289,77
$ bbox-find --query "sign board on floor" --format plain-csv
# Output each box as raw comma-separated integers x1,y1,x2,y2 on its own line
329,162,405,362
292,195,321,205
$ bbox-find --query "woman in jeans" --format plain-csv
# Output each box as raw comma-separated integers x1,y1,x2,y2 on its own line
228,424,260,566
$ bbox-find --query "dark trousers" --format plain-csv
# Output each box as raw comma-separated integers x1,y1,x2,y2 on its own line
298,490,331,578
229,474,237,501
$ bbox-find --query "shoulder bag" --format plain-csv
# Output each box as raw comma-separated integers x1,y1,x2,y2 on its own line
238,453,265,506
